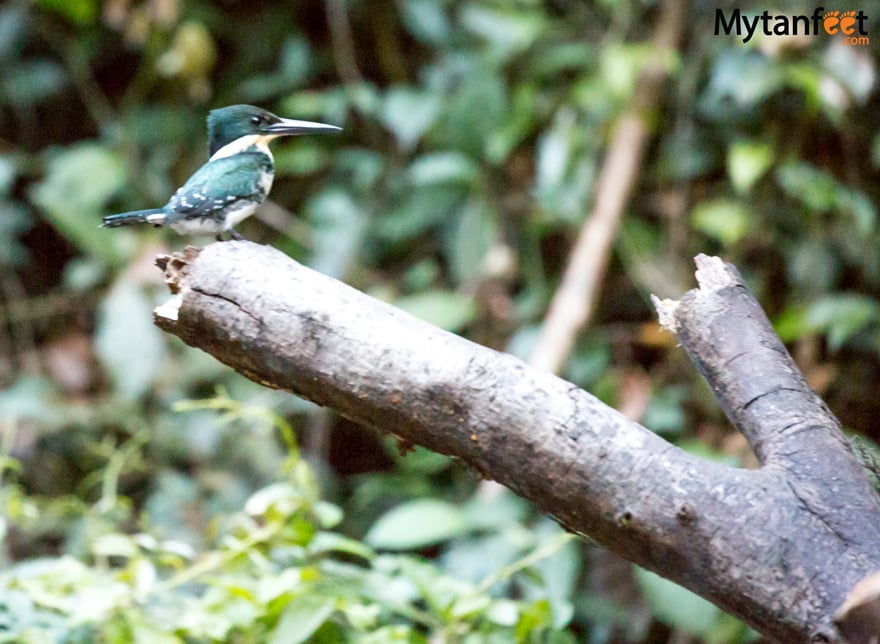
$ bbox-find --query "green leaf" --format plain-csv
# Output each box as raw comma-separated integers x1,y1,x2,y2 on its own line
1,59,68,106
356,625,422,643
306,188,366,279
635,568,721,638
776,162,837,212
375,186,464,243
0,376,62,423
515,599,553,640
30,142,126,262
836,188,876,236
643,387,687,435
805,294,879,350
244,482,306,520
269,595,336,644
776,162,875,234
776,295,880,350
0,200,32,266
533,108,594,222
94,278,166,400
535,109,576,194
394,290,476,332
787,240,838,292
238,36,313,101
332,148,385,190
727,141,773,193
408,152,477,186
308,531,375,560
92,533,138,559
486,84,538,164
381,87,442,151
598,43,656,103
691,199,751,245
486,599,520,626
400,0,450,45
460,5,545,60
445,198,499,285
365,499,469,550
273,142,331,175
527,522,579,628
36,0,97,24
435,66,507,158
0,5,27,64
700,50,784,115
313,501,344,529
0,155,16,195
392,444,452,475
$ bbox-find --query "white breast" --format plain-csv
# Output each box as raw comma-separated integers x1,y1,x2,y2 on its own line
222,199,263,231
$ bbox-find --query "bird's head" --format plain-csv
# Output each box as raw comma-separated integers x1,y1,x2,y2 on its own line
207,105,341,156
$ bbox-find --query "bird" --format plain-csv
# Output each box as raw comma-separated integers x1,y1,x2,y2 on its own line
101,104,341,240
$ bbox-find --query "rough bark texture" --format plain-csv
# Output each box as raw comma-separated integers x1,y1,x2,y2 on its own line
154,243,880,643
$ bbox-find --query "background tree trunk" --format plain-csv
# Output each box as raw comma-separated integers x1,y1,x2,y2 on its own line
154,242,880,643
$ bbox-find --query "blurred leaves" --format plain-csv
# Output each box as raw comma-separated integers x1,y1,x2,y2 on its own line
381,87,442,152
394,290,476,332
269,595,336,644
238,37,313,102
776,294,880,351
95,278,165,400
636,569,755,643
0,157,33,266
0,398,576,642
366,499,468,550
2,59,68,107
777,162,875,234
37,0,98,25
727,141,773,194
30,143,126,263
156,20,217,98
306,188,366,279
691,199,750,245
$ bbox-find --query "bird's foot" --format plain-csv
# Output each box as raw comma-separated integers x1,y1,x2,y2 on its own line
215,230,248,242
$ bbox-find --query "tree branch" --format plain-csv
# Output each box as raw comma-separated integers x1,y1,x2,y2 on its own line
155,242,880,642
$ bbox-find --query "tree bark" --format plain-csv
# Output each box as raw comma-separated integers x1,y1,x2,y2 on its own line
154,242,880,643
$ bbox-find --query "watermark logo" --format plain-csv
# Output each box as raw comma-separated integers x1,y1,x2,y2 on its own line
715,7,870,46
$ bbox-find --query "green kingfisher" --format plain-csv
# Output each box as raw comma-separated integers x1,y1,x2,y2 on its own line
101,104,341,240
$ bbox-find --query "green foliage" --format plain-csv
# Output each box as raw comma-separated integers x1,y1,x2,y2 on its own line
636,569,757,644
0,397,578,643
394,291,477,333
776,294,880,351
30,144,127,264
691,199,751,245
95,278,166,400
366,499,469,550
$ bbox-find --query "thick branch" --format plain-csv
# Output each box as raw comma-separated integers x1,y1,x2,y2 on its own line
155,242,880,642
655,255,854,464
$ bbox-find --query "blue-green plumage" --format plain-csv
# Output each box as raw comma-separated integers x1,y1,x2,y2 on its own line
101,105,341,240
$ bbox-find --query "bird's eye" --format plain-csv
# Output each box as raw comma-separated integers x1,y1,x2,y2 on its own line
250,116,263,126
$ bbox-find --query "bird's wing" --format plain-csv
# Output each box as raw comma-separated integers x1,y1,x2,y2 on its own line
166,151,273,218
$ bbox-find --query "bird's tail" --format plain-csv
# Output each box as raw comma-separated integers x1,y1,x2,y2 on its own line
101,208,165,228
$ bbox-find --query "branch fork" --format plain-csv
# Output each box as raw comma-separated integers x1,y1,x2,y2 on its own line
155,243,880,642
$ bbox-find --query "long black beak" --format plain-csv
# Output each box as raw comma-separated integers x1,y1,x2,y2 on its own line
264,117,342,136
